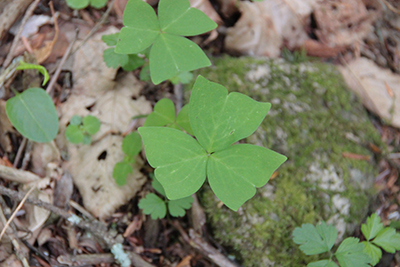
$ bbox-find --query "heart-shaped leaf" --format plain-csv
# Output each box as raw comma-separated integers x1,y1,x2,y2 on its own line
144,98,175,126
65,125,84,144
176,104,194,135
6,88,59,143
82,115,100,135
122,132,142,156
113,162,134,186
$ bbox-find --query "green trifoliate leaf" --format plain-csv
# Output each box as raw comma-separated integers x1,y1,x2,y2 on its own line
115,0,160,54
82,115,100,135
113,162,133,186
122,132,142,157
66,0,89,9
362,242,382,266
65,125,84,144
308,260,338,267
372,227,400,253
139,64,151,81
102,33,119,46
150,34,210,85
82,134,92,144
335,237,371,267
168,196,193,217
90,0,108,9
208,144,286,211
293,222,337,255
122,54,145,72
103,48,129,69
152,177,166,196
190,76,271,153
361,213,384,241
138,127,208,200
144,98,175,127
6,88,59,143
176,104,194,135
16,61,49,86
70,115,82,126
138,193,167,219
158,0,217,36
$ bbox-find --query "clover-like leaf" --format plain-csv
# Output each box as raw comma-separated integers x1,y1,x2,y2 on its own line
176,104,194,135
70,115,82,126
102,33,119,46
170,71,194,85
361,213,384,241
335,237,371,267
65,125,84,144
82,115,101,135
122,55,145,72
113,162,133,186
308,260,338,267
208,144,286,210
103,48,129,69
168,196,193,217
190,76,271,153
66,0,89,9
293,222,337,255
122,132,142,157
6,88,59,143
82,134,92,145
144,98,175,127
362,242,382,266
138,193,167,219
372,227,400,253
90,0,108,9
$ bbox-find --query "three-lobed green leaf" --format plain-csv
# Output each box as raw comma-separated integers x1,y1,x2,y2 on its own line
335,237,371,267
362,241,382,266
138,193,167,220
361,213,384,241
66,0,107,9
139,76,287,210
115,0,217,84
293,222,337,255
6,88,59,143
372,227,400,253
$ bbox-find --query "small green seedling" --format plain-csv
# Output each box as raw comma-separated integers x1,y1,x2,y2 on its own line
102,33,145,72
66,0,108,10
113,132,142,186
144,98,193,135
138,177,193,220
16,61,49,86
169,71,194,85
115,0,217,84
65,115,100,144
139,76,287,211
293,213,400,266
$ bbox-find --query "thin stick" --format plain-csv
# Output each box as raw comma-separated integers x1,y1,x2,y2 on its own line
72,0,116,54
13,138,27,168
1,0,41,71
0,183,37,242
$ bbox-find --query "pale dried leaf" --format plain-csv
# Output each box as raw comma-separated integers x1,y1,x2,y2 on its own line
0,100,14,153
31,142,61,177
338,57,400,128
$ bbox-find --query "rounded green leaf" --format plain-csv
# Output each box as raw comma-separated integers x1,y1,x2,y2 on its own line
122,132,142,156
66,0,90,9
6,88,59,143
101,33,120,46
168,196,193,217
158,0,217,36
90,0,108,9
65,125,84,144
149,34,211,85
113,162,133,186
115,0,160,54
144,98,175,127
122,54,145,71
82,134,92,145
103,48,129,69
152,177,166,196
176,104,194,135
138,193,167,219
82,115,101,135
139,64,151,81
70,115,82,126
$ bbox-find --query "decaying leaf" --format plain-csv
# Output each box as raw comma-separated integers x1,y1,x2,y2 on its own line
0,100,14,153
58,27,152,218
338,57,400,128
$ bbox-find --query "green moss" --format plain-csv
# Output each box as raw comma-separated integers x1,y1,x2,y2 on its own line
190,56,383,266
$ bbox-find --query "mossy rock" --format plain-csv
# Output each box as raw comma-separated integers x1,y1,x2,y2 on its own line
190,56,382,266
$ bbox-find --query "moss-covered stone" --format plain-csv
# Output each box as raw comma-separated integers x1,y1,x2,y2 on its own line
190,56,382,266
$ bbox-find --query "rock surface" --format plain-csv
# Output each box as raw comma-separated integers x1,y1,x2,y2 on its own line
192,56,382,266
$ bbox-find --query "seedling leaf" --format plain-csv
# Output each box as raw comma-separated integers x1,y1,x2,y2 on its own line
82,115,101,135
308,260,338,267
122,132,142,156
208,144,287,210
65,125,84,144
152,177,166,196
115,0,160,54
176,104,194,135
362,242,382,266
372,227,400,253
138,127,208,200
361,213,384,241
335,237,371,267
90,0,108,8
122,54,145,71
6,88,59,143
113,162,133,186
168,196,193,217
190,76,271,153
138,193,167,219
70,115,82,126
140,64,151,81
66,0,89,9
144,98,175,126
293,222,337,255
16,61,49,86
103,48,129,69
150,34,210,85
82,135,92,145
102,33,119,46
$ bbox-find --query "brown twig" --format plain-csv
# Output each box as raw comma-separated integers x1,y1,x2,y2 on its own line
1,0,41,71
381,0,400,15
13,138,27,168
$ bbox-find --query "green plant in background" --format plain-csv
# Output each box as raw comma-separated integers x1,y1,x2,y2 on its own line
293,213,400,266
66,0,108,10
139,176,193,219
139,76,287,211
113,132,142,186
65,115,100,144
115,0,217,84
6,62,58,143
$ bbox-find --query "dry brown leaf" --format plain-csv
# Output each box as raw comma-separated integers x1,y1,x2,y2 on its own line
176,255,192,267
0,100,14,153
31,142,61,177
338,57,400,128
